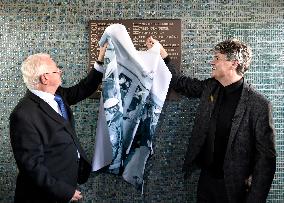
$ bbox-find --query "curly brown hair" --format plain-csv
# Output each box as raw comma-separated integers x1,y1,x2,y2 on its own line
213,39,252,75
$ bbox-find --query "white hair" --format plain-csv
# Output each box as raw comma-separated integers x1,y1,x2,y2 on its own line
21,53,51,90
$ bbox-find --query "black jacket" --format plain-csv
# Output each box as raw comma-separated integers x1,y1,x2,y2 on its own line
167,57,276,203
10,68,103,203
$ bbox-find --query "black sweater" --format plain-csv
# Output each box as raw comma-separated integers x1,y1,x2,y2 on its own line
207,78,243,178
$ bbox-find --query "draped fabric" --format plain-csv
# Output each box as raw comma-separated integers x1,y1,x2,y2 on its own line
92,24,171,191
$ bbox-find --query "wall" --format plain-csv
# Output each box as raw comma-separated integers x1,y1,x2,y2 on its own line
0,0,283,202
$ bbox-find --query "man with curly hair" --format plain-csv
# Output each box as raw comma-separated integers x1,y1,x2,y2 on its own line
147,38,276,203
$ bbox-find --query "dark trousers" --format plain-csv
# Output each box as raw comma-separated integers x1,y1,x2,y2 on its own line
197,170,229,203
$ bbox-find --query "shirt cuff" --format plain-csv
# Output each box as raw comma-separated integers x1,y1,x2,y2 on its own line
93,62,105,73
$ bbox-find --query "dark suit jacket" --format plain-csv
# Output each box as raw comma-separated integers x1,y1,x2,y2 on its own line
10,68,103,203
166,58,276,203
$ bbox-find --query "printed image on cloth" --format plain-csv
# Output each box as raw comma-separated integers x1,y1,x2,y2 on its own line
92,24,172,192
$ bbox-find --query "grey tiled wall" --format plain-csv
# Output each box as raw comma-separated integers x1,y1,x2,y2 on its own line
0,0,283,202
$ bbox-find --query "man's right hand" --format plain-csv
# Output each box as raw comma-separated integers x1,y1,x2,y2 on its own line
98,43,108,62
71,190,82,202
145,36,168,59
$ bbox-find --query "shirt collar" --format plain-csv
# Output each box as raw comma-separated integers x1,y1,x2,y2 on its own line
30,89,55,102
223,78,243,94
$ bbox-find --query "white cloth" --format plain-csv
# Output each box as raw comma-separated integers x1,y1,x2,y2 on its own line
92,24,171,190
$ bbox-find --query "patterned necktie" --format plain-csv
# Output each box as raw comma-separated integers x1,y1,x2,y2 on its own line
54,94,68,120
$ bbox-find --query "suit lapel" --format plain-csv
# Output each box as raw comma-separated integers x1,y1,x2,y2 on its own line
49,95,86,157
26,90,64,123
226,82,251,155
187,81,220,162
26,90,77,136
208,85,220,118
27,90,87,159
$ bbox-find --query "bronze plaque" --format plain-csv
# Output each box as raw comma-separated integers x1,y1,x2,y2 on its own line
89,19,181,99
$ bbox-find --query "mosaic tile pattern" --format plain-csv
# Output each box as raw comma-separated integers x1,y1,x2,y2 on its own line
0,0,283,202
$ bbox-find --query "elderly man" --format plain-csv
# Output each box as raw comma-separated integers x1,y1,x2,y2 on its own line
9,45,106,203
147,37,276,203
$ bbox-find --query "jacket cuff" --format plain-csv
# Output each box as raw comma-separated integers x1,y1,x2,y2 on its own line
163,55,171,64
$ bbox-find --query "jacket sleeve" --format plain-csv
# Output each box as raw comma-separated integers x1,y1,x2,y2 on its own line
164,56,207,98
9,111,75,202
58,68,103,105
246,100,276,202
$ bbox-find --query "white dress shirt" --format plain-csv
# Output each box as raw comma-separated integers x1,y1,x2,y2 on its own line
93,62,105,73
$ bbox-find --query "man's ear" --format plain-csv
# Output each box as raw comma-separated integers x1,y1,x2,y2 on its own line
39,74,48,85
232,60,239,70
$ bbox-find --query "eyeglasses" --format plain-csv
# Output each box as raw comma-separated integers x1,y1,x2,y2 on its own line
44,69,63,75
